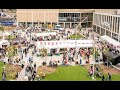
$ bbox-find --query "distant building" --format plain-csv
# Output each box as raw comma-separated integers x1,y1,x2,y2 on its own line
93,9,120,42
16,9,94,28
0,12,16,26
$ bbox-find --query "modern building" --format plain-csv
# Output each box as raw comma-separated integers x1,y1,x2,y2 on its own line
93,9,120,42
16,9,94,28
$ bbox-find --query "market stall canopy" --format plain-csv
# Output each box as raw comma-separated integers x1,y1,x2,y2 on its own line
34,32,56,37
3,32,11,36
36,40,94,49
0,40,10,47
101,35,120,47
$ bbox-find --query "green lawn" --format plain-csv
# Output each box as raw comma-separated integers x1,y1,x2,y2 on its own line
69,34,83,39
7,35,16,40
0,62,4,80
43,66,120,81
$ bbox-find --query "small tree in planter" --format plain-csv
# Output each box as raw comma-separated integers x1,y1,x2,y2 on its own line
0,26,4,32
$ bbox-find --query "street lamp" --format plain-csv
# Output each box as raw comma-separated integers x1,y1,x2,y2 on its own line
92,37,97,81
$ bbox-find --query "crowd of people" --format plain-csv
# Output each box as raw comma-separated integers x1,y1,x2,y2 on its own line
0,26,116,81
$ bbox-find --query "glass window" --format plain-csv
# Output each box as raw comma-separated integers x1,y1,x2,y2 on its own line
101,28,105,36
117,17,119,33
110,16,112,29
76,13,78,17
59,13,61,17
115,17,117,33
65,13,66,17
88,13,93,21
107,15,108,22
93,25,96,32
112,17,114,32
99,14,101,26
114,17,116,32
67,13,69,17
71,13,73,17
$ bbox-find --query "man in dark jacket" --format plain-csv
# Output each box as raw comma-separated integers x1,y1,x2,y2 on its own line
102,75,105,81
108,73,111,81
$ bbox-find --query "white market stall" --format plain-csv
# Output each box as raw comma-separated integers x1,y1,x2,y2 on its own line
33,32,57,40
101,35,120,51
35,40,94,54
34,32,56,37
0,32,11,39
4,32,11,35
0,40,10,48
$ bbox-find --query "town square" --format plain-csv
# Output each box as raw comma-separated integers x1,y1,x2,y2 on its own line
0,9,120,81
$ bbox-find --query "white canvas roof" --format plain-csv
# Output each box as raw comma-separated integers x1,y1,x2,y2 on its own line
34,32,56,37
101,35,120,47
36,40,94,49
3,32,11,36
0,40,10,48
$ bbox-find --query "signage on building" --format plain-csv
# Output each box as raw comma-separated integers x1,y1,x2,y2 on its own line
101,21,110,29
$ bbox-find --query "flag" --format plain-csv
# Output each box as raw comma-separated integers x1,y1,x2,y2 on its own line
44,42,46,45
40,42,42,45
52,42,54,46
48,42,50,45
56,42,58,45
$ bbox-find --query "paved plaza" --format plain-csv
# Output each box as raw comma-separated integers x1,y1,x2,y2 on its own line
15,28,102,81
0,27,118,81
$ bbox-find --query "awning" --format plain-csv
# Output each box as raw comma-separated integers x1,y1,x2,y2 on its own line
36,40,94,49
101,35,120,47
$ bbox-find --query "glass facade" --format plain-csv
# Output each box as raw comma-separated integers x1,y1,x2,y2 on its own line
58,13,80,22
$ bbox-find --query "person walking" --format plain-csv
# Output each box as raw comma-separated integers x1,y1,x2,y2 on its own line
102,75,105,81
108,73,111,81
80,59,82,65
34,62,36,70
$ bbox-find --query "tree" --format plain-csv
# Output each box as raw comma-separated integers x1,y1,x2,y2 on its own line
0,26,4,32
43,22,49,29
7,46,16,63
102,47,112,68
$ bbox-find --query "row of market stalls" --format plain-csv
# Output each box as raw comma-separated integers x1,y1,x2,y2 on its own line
32,32,57,41
34,32,56,37
100,35,120,51
35,40,94,55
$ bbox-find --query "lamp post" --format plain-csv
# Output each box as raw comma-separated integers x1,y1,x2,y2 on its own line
92,37,97,81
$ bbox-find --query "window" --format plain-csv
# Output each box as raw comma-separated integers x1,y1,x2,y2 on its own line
112,16,114,31
115,17,118,33
108,16,110,30
88,13,93,21
110,16,112,29
101,15,104,28
117,17,120,33
113,17,116,32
